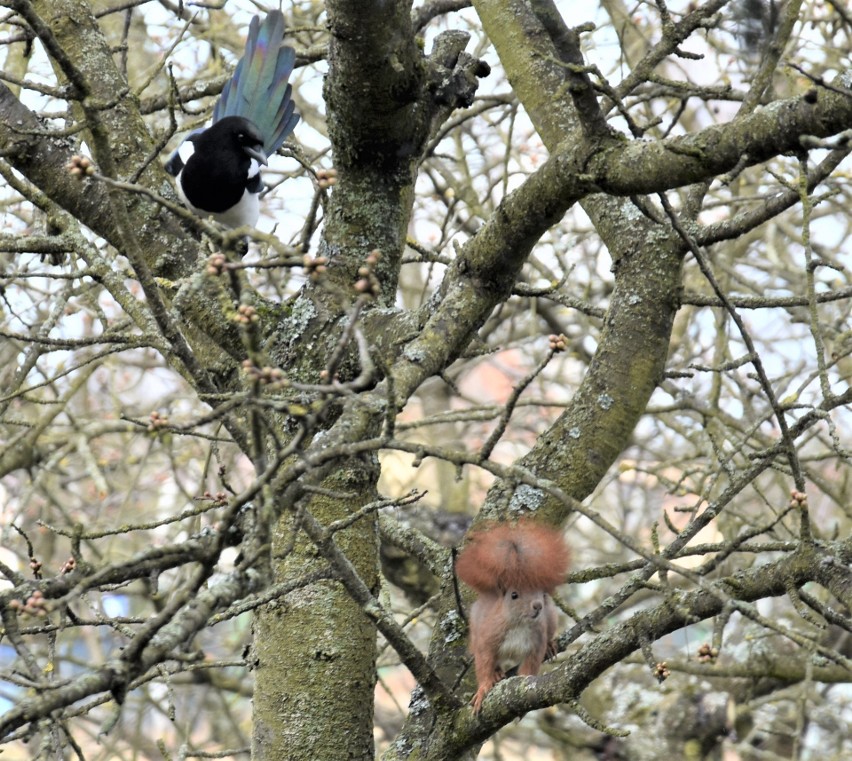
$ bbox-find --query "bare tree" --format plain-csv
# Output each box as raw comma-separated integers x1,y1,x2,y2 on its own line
1,1,851,759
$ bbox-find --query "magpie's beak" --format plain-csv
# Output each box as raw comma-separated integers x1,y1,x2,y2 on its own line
245,145,268,166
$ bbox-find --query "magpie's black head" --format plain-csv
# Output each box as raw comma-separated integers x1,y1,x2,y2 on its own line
209,116,268,167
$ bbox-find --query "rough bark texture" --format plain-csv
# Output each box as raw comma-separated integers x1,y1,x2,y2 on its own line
250,1,451,756
252,465,380,760
2,0,851,758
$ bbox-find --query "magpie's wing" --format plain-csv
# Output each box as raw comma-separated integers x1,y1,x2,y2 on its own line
164,151,182,176
164,130,202,176
213,11,300,156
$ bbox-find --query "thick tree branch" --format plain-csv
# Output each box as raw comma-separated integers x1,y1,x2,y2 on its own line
587,87,852,195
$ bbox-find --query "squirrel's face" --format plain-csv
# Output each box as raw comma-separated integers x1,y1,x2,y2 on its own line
508,589,547,619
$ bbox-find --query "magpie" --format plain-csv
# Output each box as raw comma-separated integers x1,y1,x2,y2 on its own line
165,11,300,228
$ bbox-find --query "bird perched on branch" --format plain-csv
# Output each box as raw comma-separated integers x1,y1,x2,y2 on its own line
165,11,300,228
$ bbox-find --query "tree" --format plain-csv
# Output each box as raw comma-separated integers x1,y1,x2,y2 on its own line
0,0,851,758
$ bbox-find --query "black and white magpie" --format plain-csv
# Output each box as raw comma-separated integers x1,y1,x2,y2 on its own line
165,11,300,228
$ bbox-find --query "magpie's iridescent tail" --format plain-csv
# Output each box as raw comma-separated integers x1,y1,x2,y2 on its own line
213,11,300,156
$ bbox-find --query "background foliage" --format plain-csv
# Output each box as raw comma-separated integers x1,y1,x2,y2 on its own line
0,0,851,759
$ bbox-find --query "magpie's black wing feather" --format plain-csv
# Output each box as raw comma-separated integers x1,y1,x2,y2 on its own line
164,152,183,176
165,129,202,177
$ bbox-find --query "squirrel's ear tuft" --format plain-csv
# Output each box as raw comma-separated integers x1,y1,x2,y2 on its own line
455,520,570,594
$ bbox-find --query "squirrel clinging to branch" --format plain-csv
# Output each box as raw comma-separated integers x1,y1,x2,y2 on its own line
455,520,570,713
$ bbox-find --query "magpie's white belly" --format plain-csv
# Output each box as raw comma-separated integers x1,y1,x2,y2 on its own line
211,188,260,228
175,170,260,228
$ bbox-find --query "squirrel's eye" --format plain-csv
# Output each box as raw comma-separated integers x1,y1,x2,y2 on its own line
511,591,519,599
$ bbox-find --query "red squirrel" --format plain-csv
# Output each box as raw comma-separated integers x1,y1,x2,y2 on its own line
455,520,570,712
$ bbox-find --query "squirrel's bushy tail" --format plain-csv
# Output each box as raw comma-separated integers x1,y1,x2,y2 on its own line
456,520,569,594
